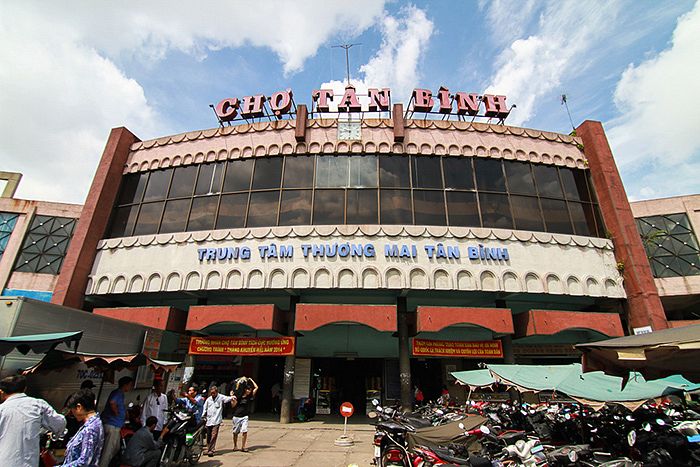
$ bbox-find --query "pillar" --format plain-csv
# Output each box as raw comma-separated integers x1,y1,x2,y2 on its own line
397,296,412,412
576,121,667,331
279,296,298,424
500,335,515,364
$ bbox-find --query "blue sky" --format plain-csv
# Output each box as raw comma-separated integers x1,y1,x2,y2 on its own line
1,0,698,203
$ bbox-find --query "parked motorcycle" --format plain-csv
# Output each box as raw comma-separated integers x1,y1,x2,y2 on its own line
160,401,206,466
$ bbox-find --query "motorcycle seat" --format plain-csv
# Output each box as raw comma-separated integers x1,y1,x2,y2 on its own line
432,447,471,465
378,421,407,432
403,416,433,428
498,431,527,444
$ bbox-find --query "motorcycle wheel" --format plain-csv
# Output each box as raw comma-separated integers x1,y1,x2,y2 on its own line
160,442,177,467
188,432,204,465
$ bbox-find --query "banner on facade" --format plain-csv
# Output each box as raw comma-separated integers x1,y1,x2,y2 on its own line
411,339,503,358
188,336,295,356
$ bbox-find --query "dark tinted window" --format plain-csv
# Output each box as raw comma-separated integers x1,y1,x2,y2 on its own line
505,162,536,195
474,159,506,192
347,189,378,224
379,156,410,188
510,195,543,231
160,199,191,233
316,156,348,187
569,202,593,237
252,158,283,190
443,158,474,190
247,191,280,227
559,168,591,201
110,205,139,237
348,156,378,188
313,189,345,224
534,165,563,198
411,157,443,189
446,192,480,227
195,162,224,195
541,199,573,234
188,196,218,231
279,190,312,226
143,170,172,201
413,190,446,225
283,156,314,188
169,166,197,198
380,189,412,224
479,193,512,229
118,173,149,204
133,202,164,235
216,193,248,229
223,159,253,192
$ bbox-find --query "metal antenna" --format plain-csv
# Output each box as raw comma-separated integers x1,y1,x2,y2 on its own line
332,43,361,85
561,94,576,131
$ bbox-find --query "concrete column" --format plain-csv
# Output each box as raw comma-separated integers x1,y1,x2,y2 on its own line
500,335,515,364
397,296,412,412
279,296,298,424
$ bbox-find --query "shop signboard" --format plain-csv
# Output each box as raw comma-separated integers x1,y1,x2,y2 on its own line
188,336,295,356
412,338,503,358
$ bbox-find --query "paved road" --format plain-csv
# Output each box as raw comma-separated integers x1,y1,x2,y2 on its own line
196,417,376,466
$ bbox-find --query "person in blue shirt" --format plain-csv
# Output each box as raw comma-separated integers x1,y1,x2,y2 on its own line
62,389,104,467
177,385,205,423
99,376,133,467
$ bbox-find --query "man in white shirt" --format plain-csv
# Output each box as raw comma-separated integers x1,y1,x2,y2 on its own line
0,375,67,467
202,385,232,457
141,380,168,439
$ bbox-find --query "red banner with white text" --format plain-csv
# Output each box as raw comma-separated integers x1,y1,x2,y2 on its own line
189,336,295,356
412,339,503,358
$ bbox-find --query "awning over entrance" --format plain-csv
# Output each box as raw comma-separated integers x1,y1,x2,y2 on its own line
514,309,624,338
294,304,397,332
0,331,82,356
186,304,286,334
94,306,187,332
416,306,514,335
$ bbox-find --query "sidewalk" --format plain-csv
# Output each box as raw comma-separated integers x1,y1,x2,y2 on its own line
198,416,376,466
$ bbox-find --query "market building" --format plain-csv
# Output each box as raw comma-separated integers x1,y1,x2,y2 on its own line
2,86,687,420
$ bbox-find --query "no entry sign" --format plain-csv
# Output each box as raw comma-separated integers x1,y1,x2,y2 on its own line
340,402,354,418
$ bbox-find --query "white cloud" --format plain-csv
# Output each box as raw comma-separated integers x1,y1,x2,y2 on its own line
483,1,623,126
0,1,387,203
606,2,700,199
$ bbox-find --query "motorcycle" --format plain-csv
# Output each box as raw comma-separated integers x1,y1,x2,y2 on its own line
160,402,206,466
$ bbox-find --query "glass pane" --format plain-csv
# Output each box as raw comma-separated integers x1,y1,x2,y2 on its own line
223,159,254,192
443,158,474,190
414,190,446,225
133,202,164,236
217,193,248,229
474,159,506,192
347,189,378,224
560,168,590,201
379,156,410,188
446,192,480,227
541,198,573,234
479,193,513,229
168,166,197,198
279,190,312,226
188,196,219,231
110,205,139,237
534,165,564,198
411,157,443,189
313,189,345,225
510,195,543,231
380,189,412,224
118,172,149,205
315,156,349,188
247,191,280,227
143,170,172,202
569,202,594,236
348,156,378,188
505,161,536,195
593,204,605,237
160,199,191,233
252,157,283,190
195,162,224,195
283,156,314,188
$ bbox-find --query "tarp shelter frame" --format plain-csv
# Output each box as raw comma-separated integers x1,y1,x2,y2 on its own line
0,331,82,356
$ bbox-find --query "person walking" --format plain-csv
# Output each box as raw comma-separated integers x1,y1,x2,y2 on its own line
61,389,104,467
141,380,167,439
123,416,162,467
231,378,258,452
202,385,232,457
0,375,67,467
270,381,281,414
99,376,134,467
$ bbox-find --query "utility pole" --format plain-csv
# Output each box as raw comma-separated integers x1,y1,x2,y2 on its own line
332,43,361,85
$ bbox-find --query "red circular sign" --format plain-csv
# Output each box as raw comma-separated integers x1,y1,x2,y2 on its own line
340,402,354,418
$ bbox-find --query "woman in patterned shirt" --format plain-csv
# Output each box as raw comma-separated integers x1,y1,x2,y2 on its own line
61,389,104,466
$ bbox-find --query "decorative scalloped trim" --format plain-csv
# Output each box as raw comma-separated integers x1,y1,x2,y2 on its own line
96,226,614,251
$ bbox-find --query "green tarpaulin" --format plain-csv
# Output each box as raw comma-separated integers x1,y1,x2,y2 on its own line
0,331,82,356
451,364,700,409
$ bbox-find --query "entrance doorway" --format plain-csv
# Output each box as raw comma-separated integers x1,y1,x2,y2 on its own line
411,359,442,402
312,358,383,416
256,357,284,413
